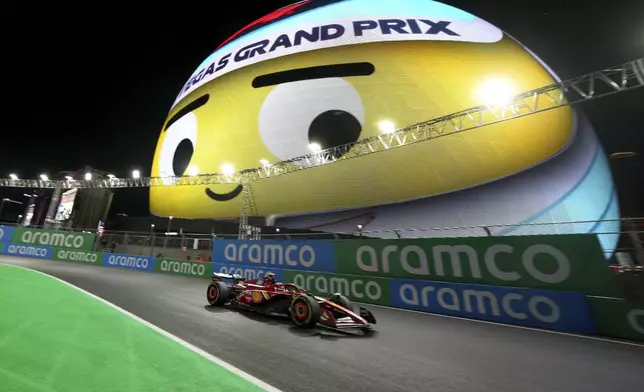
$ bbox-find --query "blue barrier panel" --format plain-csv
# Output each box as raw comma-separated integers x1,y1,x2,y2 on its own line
212,239,335,272
390,279,595,334
0,243,53,260
211,262,285,282
0,225,14,243
101,253,155,272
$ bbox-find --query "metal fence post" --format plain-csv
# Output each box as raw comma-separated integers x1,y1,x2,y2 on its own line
625,220,644,266
150,232,156,257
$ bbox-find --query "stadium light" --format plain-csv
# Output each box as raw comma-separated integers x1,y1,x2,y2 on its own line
132,170,140,179
187,165,199,176
9,174,18,180
476,78,516,105
107,174,116,179
378,120,396,134
308,143,322,152
85,173,92,181
221,164,235,175
40,174,48,181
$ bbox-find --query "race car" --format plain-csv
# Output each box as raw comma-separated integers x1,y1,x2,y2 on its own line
206,272,376,331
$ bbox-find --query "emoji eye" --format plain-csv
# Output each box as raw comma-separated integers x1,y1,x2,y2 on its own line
258,77,364,163
159,112,197,177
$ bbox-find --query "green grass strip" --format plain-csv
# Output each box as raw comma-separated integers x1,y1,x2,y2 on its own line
0,264,267,392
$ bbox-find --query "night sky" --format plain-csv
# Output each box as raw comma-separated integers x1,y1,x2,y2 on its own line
2,0,643,220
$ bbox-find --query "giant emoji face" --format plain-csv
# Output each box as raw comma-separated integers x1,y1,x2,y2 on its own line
150,0,573,219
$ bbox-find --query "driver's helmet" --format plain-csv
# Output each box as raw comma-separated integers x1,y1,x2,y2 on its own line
264,272,276,284
330,293,349,307
330,293,343,302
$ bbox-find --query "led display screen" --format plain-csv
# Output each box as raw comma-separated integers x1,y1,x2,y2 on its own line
150,0,619,257
55,188,77,222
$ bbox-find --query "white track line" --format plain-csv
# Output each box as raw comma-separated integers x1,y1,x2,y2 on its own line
359,302,644,348
0,263,284,392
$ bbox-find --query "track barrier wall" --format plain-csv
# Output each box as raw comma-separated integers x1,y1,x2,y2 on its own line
155,258,213,279
0,226,642,342
333,236,619,296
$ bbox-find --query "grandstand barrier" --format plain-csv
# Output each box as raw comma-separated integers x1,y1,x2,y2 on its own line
211,236,621,296
0,226,642,342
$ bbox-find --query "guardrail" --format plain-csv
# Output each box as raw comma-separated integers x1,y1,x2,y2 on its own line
1,226,642,342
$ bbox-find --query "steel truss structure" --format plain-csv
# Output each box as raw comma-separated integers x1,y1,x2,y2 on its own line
1,58,642,235
2,58,641,191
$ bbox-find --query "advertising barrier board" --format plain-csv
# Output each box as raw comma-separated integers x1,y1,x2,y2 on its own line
12,227,96,251
211,262,285,282
101,253,155,272
334,235,618,296
0,243,54,260
284,270,391,306
3,228,642,342
283,270,596,334
155,259,212,278
212,239,335,272
0,225,14,243
588,297,644,342
390,279,595,334
53,248,102,265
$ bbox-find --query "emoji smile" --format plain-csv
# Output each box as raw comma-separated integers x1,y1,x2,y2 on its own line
205,185,243,202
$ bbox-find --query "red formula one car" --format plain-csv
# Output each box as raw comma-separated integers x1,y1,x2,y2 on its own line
206,273,376,332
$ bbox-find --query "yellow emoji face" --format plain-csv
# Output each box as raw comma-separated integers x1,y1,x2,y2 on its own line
150,1,573,219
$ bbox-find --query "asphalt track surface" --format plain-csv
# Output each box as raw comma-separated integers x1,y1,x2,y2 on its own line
2,256,643,392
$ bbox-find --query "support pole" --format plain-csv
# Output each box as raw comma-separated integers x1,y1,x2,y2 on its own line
44,185,63,228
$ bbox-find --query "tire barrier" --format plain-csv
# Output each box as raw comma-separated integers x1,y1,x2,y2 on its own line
1,226,642,342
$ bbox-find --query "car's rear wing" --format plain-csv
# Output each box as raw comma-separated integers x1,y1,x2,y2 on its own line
212,272,244,282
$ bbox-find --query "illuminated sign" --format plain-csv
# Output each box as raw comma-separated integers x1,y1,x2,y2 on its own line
151,0,619,258
172,0,502,107
55,188,77,221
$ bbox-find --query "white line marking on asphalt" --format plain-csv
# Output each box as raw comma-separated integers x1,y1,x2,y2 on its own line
0,263,284,392
359,302,644,348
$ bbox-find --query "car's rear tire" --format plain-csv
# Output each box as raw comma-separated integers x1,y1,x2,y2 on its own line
290,295,320,328
207,282,229,306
